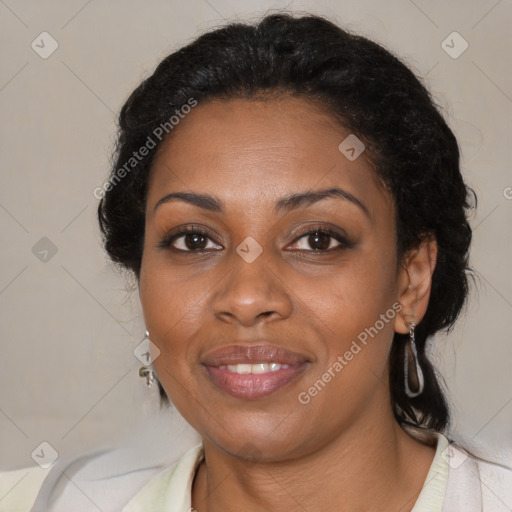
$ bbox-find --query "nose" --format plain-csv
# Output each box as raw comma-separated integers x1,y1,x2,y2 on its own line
211,250,293,327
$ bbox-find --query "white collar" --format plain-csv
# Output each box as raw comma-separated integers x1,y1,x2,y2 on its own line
123,432,482,511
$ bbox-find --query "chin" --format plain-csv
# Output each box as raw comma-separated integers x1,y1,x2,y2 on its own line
200,414,309,462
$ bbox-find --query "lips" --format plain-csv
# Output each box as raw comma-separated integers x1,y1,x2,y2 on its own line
202,343,310,400
202,344,309,367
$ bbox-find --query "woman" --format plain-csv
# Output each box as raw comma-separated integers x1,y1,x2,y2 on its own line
3,11,511,512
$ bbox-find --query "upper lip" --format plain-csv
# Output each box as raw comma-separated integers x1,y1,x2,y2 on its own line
202,343,310,367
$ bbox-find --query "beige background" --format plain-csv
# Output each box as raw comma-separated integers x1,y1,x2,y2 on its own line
1,0,511,470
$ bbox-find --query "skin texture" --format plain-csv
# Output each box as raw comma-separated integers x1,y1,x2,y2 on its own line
138,95,438,511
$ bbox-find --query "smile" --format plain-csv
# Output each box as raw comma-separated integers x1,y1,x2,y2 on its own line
204,361,309,400
218,362,291,374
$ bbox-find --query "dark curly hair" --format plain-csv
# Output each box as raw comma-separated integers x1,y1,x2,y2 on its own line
97,12,476,434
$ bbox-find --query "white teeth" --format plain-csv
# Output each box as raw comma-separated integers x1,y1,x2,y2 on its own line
252,363,270,374
220,363,290,374
237,364,252,374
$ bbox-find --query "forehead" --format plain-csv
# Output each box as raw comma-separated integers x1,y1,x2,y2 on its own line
147,96,390,220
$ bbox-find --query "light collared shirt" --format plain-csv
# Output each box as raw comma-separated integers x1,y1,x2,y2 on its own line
1,432,511,511
122,432,448,511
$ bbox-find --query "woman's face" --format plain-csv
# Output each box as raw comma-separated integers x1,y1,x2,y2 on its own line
139,95,408,460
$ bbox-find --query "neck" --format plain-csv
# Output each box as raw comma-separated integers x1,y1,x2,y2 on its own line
191,405,437,512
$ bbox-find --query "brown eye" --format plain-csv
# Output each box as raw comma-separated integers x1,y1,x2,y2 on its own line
307,231,331,250
182,232,208,250
158,227,223,252
289,228,350,252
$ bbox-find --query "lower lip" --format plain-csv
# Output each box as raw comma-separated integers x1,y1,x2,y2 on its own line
205,364,308,400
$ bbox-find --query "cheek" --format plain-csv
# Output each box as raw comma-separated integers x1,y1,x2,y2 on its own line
139,259,193,377
139,247,206,326
138,253,223,398
296,281,397,431
301,250,398,383
307,248,397,331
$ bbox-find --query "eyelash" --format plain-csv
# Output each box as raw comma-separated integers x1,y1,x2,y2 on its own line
157,225,352,253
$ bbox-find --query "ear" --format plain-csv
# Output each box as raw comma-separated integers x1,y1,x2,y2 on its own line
394,234,438,335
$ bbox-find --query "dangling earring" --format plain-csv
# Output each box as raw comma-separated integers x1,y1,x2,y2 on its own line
139,366,154,387
404,321,424,398
138,330,155,388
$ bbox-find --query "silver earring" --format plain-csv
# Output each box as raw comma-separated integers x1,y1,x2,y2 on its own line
139,330,155,388
404,322,424,398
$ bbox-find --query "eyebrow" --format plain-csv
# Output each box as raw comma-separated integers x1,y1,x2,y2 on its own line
154,187,370,218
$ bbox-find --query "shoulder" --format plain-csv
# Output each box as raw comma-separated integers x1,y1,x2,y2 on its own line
475,454,512,511
0,466,49,512
1,419,202,512
442,437,512,511
0,447,175,512
122,443,204,511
